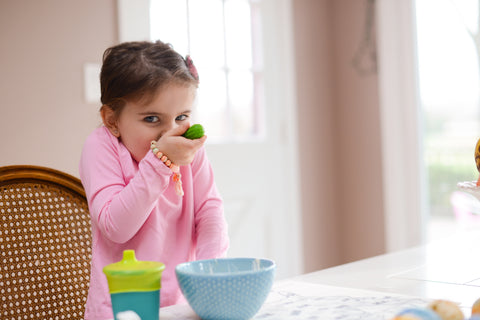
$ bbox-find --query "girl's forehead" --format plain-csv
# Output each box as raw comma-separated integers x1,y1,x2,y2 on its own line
139,83,196,105
131,84,195,112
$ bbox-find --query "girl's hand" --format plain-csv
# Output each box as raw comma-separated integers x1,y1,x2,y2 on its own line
154,123,207,166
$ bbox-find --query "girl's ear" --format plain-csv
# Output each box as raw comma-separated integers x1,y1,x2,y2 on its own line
100,105,120,137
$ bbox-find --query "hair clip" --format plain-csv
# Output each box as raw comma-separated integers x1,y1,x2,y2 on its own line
185,55,199,82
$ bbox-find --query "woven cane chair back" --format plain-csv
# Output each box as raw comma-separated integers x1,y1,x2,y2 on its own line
0,165,92,320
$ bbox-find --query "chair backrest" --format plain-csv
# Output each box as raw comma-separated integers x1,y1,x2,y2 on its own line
0,165,92,320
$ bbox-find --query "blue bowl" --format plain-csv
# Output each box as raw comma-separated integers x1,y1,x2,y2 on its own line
175,258,276,320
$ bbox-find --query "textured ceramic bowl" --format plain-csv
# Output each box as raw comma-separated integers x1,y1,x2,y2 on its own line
175,258,276,320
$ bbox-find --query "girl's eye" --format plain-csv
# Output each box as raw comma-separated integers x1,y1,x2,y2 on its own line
176,114,189,121
144,116,159,123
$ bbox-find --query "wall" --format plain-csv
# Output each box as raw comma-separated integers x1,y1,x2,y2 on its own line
293,0,385,272
0,0,386,274
333,0,385,264
293,0,341,270
0,0,117,177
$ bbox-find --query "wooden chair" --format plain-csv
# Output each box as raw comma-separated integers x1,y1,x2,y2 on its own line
0,165,92,320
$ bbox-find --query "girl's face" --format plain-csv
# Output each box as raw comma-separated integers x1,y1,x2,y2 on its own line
106,84,196,163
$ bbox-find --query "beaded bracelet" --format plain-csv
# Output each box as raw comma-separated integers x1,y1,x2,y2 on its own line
150,141,184,196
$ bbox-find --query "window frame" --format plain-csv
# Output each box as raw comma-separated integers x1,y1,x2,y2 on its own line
376,0,426,252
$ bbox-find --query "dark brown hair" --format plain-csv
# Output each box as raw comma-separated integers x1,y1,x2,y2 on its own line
100,40,199,114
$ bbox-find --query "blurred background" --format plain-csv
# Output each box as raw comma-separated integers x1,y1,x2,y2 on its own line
1,0,478,280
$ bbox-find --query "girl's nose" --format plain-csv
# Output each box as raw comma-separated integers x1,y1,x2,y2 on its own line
160,121,180,136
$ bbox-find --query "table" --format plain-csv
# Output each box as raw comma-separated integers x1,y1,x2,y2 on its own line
160,231,480,319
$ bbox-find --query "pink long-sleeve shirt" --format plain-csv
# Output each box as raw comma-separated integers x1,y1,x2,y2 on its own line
79,126,229,320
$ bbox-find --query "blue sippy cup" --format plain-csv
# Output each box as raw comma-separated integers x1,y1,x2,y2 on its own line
103,250,165,320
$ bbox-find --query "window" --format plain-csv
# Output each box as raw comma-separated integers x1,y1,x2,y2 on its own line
415,0,480,239
150,0,264,142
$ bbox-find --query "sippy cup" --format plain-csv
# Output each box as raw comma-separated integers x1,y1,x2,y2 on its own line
103,250,165,320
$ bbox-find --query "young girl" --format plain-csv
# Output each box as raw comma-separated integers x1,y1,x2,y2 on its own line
79,40,229,320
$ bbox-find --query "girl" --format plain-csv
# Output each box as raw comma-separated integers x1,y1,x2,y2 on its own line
79,40,229,320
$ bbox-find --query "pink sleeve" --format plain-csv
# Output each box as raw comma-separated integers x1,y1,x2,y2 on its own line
79,128,173,243
191,148,229,259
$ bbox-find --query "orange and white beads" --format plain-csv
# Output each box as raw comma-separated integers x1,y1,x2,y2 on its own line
151,141,184,196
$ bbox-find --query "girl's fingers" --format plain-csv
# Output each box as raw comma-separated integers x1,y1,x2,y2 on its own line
193,135,207,147
166,122,191,137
